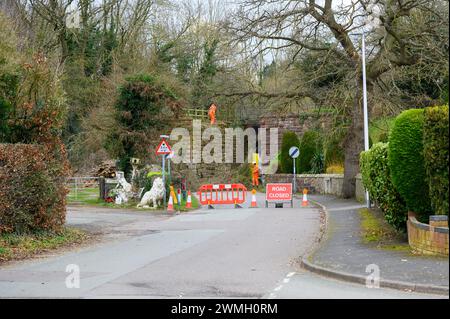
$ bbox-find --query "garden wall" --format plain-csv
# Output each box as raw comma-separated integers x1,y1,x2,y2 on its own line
259,112,335,149
264,173,365,200
407,213,449,256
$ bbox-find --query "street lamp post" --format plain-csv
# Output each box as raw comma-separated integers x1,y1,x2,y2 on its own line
361,32,371,208
351,31,371,208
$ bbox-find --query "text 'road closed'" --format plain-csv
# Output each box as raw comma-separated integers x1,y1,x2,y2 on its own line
266,183,292,201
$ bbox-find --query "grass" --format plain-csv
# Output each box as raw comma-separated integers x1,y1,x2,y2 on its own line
177,194,200,212
67,187,99,203
379,244,411,252
0,227,89,263
359,208,410,251
67,187,200,211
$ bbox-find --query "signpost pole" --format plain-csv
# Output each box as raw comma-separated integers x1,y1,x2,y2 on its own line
162,154,166,207
289,146,299,195
157,135,171,208
293,157,296,194
168,155,171,185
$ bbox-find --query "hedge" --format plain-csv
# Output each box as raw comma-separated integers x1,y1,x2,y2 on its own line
299,130,322,173
423,105,449,216
0,143,68,234
388,109,431,219
280,131,301,173
360,143,408,231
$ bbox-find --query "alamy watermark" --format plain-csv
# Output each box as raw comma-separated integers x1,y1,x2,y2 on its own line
365,264,380,289
65,264,80,289
169,120,279,174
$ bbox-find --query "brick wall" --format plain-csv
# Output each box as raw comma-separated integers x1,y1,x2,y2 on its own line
169,119,252,189
259,112,335,148
407,213,449,256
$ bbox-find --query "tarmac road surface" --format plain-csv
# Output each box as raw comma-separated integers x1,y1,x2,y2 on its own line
0,193,444,299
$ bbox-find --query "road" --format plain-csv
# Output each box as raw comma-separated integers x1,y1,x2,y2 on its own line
0,193,444,299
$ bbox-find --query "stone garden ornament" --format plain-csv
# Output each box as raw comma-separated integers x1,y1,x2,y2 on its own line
113,171,133,204
137,177,165,209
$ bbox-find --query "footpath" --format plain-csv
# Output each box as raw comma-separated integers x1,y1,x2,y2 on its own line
302,195,449,295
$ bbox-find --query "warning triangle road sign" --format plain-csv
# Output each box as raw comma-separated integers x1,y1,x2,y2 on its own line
156,138,172,155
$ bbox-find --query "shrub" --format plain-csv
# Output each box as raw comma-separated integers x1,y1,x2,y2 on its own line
326,163,344,174
280,131,301,173
369,117,395,144
106,73,183,174
388,109,432,219
423,105,449,216
144,171,164,192
324,136,344,168
299,130,322,173
310,152,325,174
0,143,69,234
360,143,408,231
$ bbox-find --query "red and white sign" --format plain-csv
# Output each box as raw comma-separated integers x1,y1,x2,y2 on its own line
266,183,292,201
156,138,172,155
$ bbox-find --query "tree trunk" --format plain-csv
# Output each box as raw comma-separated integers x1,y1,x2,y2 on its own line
342,77,365,198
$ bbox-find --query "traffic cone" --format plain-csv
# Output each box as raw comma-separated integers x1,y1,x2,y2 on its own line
167,194,174,212
186,190,192,208
250,189,258,208
302,188,309,207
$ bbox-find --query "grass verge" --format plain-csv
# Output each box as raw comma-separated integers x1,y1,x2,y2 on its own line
177,195,200,212
0,227,89,263
68,187,200,212
359,208,410,251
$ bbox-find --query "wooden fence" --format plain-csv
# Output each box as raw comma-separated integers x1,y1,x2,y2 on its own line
185,107,234,124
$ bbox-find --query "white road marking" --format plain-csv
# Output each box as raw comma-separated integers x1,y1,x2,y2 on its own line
269,272,297,297
274,285,283,291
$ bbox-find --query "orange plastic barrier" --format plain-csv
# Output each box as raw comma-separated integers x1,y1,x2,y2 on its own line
197,183,247,206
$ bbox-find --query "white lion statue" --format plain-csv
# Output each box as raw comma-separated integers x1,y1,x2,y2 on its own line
137,177,165,209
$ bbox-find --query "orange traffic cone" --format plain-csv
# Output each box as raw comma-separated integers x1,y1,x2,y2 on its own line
302,188,308,207
250,189,258,208
186,190,192,208
167,194,174,211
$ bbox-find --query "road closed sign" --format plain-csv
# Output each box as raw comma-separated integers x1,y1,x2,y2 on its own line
265,183,293,202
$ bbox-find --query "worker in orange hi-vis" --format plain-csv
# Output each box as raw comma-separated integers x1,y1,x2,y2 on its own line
208,103,217,125
252,163,259,186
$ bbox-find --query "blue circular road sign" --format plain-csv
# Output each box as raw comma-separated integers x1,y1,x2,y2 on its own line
289,146,300,158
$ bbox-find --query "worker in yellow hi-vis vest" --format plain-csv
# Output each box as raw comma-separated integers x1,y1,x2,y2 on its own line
169,185,178,205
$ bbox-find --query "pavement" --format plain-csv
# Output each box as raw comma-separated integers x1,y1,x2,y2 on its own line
0,192,446,299
305,194,449,295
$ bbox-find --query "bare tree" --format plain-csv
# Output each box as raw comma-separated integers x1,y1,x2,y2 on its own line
227,0,449,197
